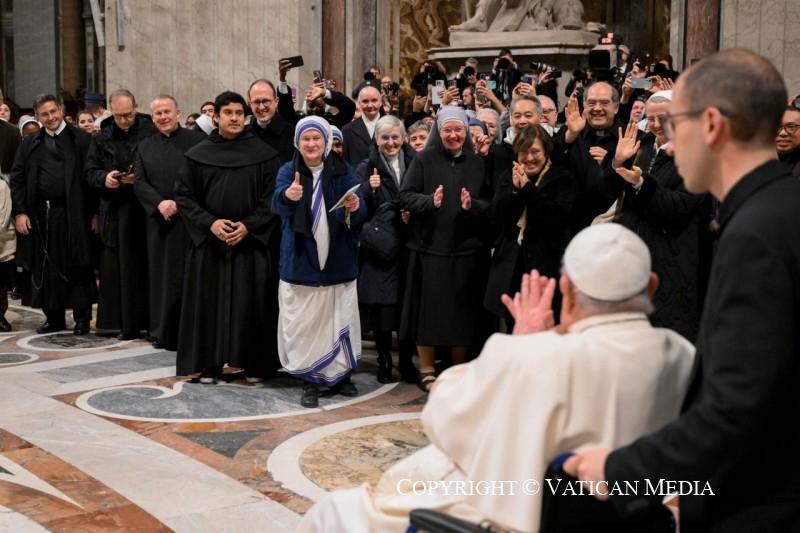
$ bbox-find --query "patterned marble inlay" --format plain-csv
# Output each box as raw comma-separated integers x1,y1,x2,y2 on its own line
39,352,172,383
0,353,39,367
20,333,132,351
76,366,396,422
178,430,266,459
299,419,428,491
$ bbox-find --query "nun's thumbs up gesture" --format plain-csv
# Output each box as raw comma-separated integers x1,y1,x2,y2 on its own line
285,171,304,202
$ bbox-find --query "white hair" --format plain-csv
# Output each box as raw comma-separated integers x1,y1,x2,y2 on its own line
375,114,406,140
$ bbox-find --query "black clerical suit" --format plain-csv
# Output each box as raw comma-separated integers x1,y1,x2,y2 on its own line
342,116,378,167
134,126,206,349
174,130,282,378
248,114,295,164
85,113,156,337
10,123,97,329
606,161,800,532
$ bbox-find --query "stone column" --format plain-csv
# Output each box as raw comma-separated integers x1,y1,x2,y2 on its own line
13,0,59,107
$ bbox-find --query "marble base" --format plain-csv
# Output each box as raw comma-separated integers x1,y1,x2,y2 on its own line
439,29,599,57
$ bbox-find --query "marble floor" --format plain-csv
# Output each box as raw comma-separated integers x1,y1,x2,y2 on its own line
0,304,429,532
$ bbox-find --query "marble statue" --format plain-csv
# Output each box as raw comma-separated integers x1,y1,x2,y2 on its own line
450,0,585,33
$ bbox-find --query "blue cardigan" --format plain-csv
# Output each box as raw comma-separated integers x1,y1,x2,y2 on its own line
272,153,366,286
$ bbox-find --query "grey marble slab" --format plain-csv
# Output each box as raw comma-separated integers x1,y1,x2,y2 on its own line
40,352,173,383
178,430,266,458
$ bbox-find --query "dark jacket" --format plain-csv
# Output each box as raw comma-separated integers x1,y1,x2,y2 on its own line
612,138,708,341
0,119,20,175
355,144,416,305
84,114,157,247
248,113,295,164
552,118,630,233
10,124,94,268
399,146,490,256
779,149,800,177
342,117,376,167
606,160,800,532
272,153,366,286
484,162,575,317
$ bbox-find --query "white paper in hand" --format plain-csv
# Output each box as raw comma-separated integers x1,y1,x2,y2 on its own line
328,183,361,212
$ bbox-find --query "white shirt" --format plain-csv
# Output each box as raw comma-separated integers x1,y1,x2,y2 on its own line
362,115,379,139
387,155,401,185
46,121,67,137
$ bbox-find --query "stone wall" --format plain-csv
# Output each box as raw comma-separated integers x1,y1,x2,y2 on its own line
720,0,800,95
104,0,320,117
13,0,58,108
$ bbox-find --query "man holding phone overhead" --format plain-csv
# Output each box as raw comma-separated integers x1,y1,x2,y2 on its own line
85,88,156,340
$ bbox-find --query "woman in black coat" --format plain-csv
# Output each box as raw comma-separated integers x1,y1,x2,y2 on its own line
399,107,491,392
355,115,418,384
484,124,575,321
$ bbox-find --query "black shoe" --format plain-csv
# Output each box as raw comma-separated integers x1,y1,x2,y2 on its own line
300,383,319,408
334,376,359,397
37,322,66,334
0,316,11,332
152,340,164,349
73,321,90,336
376,353,395,384
399,361,419,384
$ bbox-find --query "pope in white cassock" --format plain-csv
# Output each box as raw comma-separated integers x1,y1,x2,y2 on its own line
298,223,696,532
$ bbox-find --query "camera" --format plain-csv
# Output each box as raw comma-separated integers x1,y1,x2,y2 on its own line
530,61,555,72
495,57,512,71
386,82,400,95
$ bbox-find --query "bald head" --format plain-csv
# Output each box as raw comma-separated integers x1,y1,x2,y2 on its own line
678,48,787,146
358,85,382,121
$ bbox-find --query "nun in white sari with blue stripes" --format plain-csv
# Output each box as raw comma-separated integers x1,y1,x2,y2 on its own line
272,116,367,408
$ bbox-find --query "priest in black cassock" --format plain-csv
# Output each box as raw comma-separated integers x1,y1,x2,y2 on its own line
10,94,97,334
247,78,295,164
174,91,281,383
85,89,156,339
134,95,205,350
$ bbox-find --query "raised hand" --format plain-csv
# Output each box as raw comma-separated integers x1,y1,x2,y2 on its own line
613,121,641,167
460,187,472,211
369,168,381,190
278,59,292,82
285,172,303,202
432,185,444,208
565,95,586,143
500,269,557,335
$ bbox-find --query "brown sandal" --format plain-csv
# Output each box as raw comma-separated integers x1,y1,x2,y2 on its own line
417,371,436,393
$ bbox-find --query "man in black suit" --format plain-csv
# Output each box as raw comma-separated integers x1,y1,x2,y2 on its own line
10,94,97,334
247,78,295,164
564,48,800,532
342,85,382,166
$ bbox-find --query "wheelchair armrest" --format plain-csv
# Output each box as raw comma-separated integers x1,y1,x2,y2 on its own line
408,509,491,533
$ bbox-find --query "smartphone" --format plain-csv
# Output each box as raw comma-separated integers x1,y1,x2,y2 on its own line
447,79,457,89
552,70,562,79
313,70,323,84
281,55,304,69
432,79,445,105
631,77,653,90
522,74,534,85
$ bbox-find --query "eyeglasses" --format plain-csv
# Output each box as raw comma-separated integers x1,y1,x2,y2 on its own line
646,114,666,124
662,108,736,140
585,99,613,108
379,134,403,142
441,127,465,136
250,98,275,108
542,108,556,114
113,112,135,120
778,123,800,135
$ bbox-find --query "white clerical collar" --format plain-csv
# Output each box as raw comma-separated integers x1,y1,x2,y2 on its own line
46,121,67,137
568,312,650,334
258,119,271,128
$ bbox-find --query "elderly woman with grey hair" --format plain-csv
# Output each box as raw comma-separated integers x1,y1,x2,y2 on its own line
355,114,418,383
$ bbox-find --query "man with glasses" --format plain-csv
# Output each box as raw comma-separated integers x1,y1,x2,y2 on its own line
566,49,800,532
86,88,156,340
559,81,634,233
775,100,800,176
537,94,558,131
10,94,97,335
601,90,707,341
247,78,295,164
